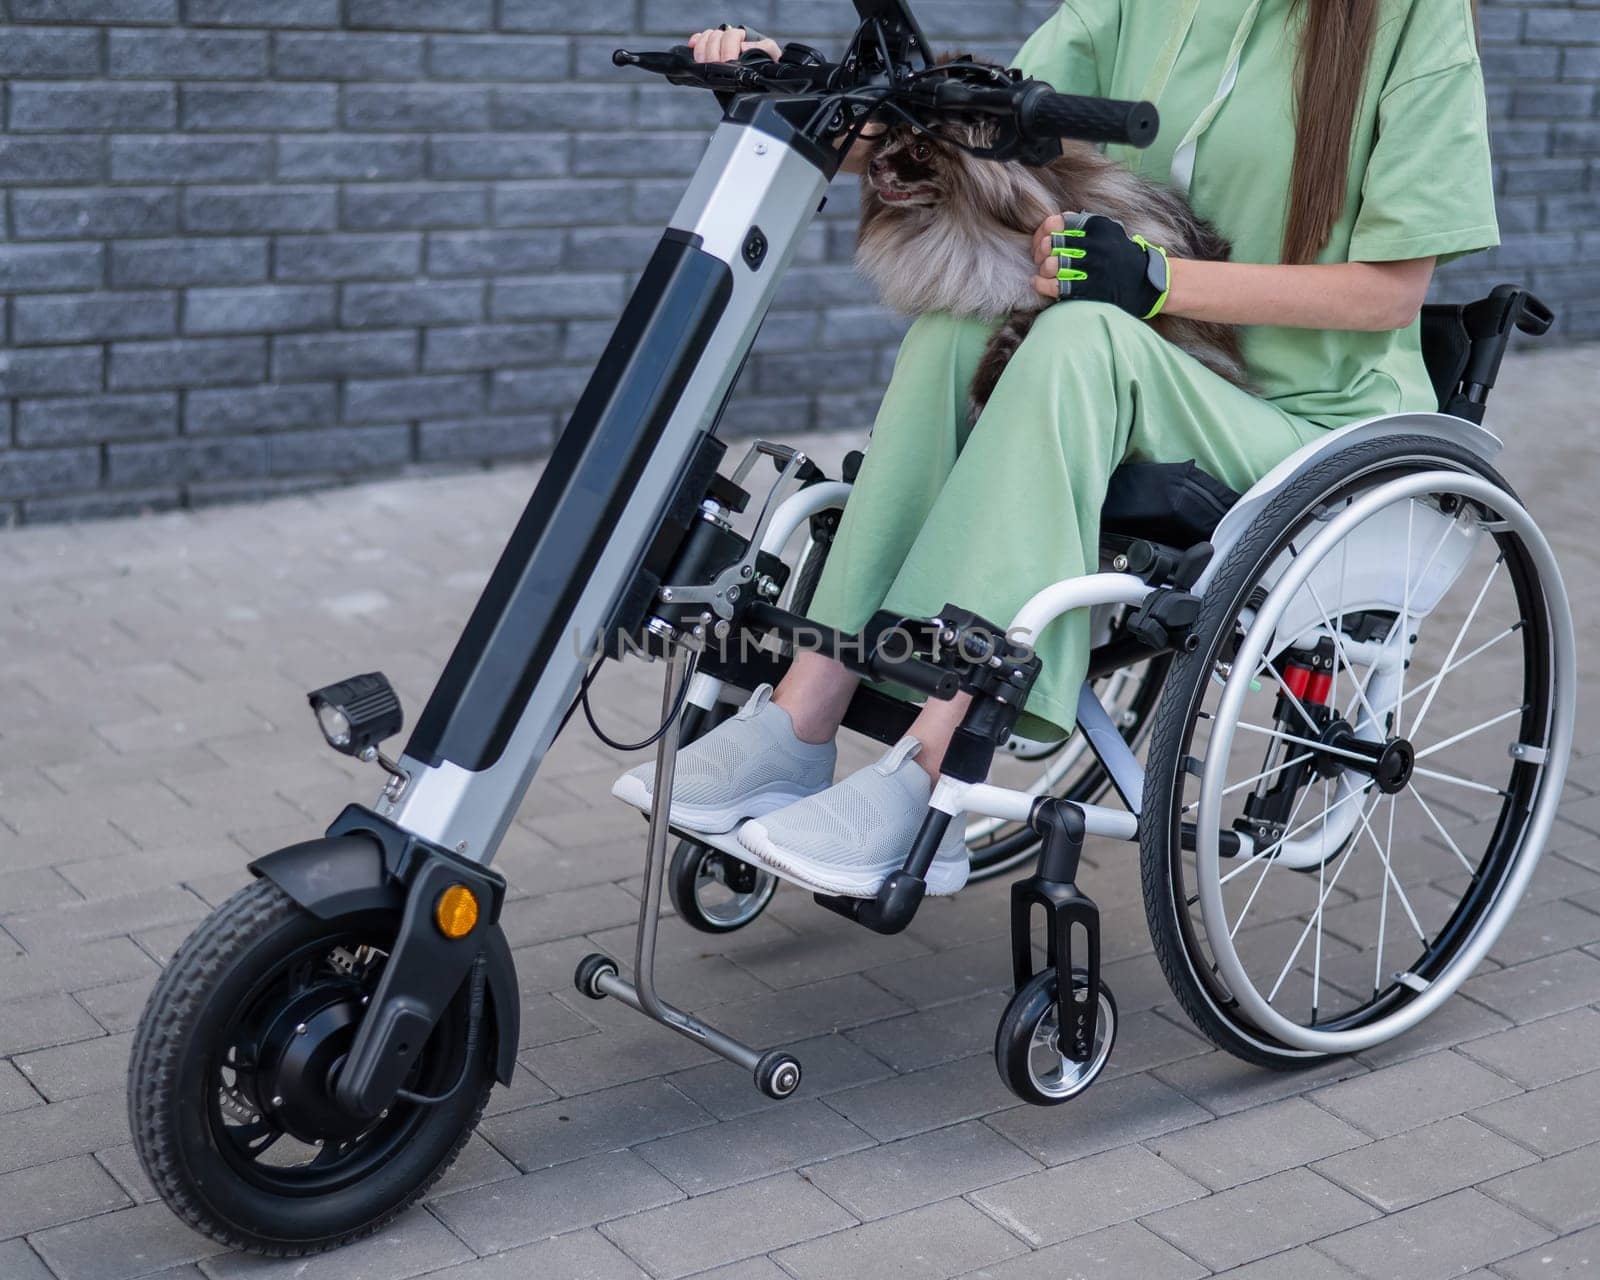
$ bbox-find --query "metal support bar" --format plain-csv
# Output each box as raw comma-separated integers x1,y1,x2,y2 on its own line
594,636,767,1075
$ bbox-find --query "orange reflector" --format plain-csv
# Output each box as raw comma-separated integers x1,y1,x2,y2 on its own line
434,884,479,939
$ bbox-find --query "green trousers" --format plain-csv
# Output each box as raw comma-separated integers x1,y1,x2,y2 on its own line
806,301,1328,739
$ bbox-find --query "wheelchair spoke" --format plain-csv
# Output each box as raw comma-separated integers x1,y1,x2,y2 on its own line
1407,556,1504,741
1218,782,1365,888
1181,751,1316,816
1413,705,1525,763
1412,766,1509,798
1374,787,1397,998
1353,796,1428,944
1313,778,1329,1023
1226,786,1315,939
1299,571,1388,733
1395,624,1520,720
1408,787,1477,876
1265,799,1369,1003
1233,718,1375,768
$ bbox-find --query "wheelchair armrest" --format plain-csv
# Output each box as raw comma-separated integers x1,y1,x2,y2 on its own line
1422,284,1556,425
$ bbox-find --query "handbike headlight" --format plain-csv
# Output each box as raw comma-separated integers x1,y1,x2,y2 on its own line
307,672,403,758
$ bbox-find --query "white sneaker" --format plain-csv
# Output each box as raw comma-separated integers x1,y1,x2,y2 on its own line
736,736,970,898
611,684,836,834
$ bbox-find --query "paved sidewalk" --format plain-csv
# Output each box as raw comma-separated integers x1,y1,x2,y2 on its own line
1,343,1597,1280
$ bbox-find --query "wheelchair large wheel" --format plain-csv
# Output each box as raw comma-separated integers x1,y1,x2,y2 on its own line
1141,433,1575,1067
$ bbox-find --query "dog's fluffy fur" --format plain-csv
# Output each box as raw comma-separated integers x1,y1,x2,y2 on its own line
857,107,1248,418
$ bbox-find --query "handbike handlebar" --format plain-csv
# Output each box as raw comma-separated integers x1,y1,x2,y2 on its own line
928,78,1158,150
614,45,1159,153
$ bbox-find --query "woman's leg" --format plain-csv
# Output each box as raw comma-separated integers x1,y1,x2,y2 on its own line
881,301,1326,749
772,312,998,740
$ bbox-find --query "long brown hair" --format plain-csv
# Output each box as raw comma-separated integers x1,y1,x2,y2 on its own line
1283,0,1380,264
1284,0,1480,263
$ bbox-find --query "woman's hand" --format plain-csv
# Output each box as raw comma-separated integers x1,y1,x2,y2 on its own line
688,25,781,63
1028,212,1437,333
1030,214,1169,319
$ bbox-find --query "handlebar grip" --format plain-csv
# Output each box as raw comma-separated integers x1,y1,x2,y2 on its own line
1019,86,1159,150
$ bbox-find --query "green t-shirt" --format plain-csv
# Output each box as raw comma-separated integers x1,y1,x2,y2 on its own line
1014,0,1499,426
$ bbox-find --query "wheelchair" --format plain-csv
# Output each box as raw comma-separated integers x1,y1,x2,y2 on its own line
605,281,1573,1104
126,0,1577,1251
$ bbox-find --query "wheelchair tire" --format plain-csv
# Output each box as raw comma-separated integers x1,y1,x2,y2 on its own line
995,968,1117,1105
1140,432,1574,1068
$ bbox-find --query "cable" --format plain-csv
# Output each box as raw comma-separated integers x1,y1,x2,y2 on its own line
580,652,697,753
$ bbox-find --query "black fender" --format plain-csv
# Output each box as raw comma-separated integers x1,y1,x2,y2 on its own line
250,835,520,1086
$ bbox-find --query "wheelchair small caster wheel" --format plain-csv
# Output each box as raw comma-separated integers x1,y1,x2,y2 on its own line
669,839,778,934
996,968,1116,1106
574,953,618,1000
754,1050,802,1100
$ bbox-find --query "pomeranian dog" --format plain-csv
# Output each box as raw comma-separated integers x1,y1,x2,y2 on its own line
857,105,1247,418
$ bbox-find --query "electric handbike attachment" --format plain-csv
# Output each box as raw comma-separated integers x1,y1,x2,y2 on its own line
125,0,1174,1254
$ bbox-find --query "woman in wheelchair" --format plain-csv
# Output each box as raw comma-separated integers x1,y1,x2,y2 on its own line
619,0,1501,900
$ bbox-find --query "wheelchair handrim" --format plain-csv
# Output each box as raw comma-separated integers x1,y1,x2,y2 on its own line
1193,469,1575,1054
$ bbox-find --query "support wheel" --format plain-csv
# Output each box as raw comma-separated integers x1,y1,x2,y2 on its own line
754,1050,802,1100
668,840,778,934
574,953,618,1000
995,969,1116,1106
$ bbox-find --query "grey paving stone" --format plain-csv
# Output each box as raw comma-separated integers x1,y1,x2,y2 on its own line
203,1210,470,1278
1493,1222,1600,1280
773,1199,1029,1280
1313,1187,1552,1280
1479,1142,1600,1233
1454,1006,1600,1087
1469,1068,1600,1157
984,1071,1209,1166
800,1119,1040,1221
1348,992,1513,1071
1309,1049,1522,1138
2,886,209,953
691,974,909,1046
1141,1168,1379,1271
1208,1246,1361,1279
1148,1097,1369,1191
1460,947,1600,1023
16,1032,133,1102
635,1098,873,1195
1311,1115,1534,1212
822,1053,1020,1142
0,993,106,1056
1153,1049,1367,1117
665,1033,894,1121
93,1145,157,1206
0,1155,129,1239
0,1240,54,1280
598,1172,856,1279
421,1134,520,1202
29,1201,227,1280
0,1060,44,1115
971,1144,1207,1247
479,1078,713,1172
862,938,1016,1008
73,976,157,1035
410,1228,647,1279
843,991,1007,1073
958,1220,1207,1280
429,1151,683,1256
0,1090,128,1177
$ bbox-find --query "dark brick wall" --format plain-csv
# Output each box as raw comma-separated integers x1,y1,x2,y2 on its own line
0,1,1595,523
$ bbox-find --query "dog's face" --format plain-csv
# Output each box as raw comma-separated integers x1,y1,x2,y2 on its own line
865,127,955,207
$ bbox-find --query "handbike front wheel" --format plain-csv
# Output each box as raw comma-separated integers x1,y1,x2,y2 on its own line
1142,435,1575,1066
128,879,493,1255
